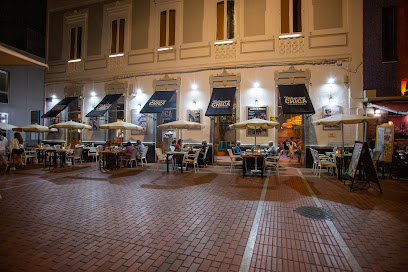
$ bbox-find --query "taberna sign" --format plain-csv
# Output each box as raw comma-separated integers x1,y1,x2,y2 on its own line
278,84,315,115
205,87,236,116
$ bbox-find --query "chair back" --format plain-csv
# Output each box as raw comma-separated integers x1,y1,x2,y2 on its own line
155,148,163,157
74,147,83,159
141,146,148,159
194,149,200,163
310,148,317,164
227,149,233,158
89,146,97,153
203,146,209,160
130,149,138,160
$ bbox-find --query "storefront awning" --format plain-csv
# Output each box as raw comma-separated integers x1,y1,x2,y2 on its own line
42,97,78,118
140,91,175,114
370,102,408,115
205,87,236,116
278,84,315,115
86,94,122,117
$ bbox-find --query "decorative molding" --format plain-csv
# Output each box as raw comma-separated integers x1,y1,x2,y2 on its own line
180,45,211,59
105,80,129,95
153,74,181,91
210,70,241,88
128,52,155,65
274,66,311,85
108,55,126,72
214,43,236,60
309,33,348,49
158,49,177,62
240,39,275,54
48,64,66,74
65,9,88,24
64,84,83,97
67,61,83,75
84,58,107,70
278,37,305,55
106,2,130,17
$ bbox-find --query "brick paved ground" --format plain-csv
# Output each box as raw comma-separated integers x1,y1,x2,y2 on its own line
0,163,407,272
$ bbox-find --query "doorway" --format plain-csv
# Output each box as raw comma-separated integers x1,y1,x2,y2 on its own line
277,113,304,166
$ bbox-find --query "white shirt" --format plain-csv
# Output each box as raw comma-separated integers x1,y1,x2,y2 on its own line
9,138,23,151
0,136,8,155
266,145,278,155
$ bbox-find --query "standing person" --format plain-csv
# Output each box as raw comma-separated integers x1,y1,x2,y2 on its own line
289,137,301,162
0,129,9,171
175,139,183,152
233,141,243,155
9,132,24,170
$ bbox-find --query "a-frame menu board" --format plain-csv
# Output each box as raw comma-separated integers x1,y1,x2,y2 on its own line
344,141,383,193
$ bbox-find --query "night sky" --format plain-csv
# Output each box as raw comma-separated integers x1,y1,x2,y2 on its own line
0,0,47,58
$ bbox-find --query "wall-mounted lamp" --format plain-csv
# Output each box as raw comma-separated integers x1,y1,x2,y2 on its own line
328,78,335,84
137,104,141,108
193,101,197,108
137,89,142,94
52,94,57,99
255,99,259,106
192,83,198,90
253,82,260,88
90,91,96,97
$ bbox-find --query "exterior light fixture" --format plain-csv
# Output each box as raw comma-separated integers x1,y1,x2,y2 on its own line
279,34,302,39
375,109,381,114
328,78,335,84
253,82,260,88
157,47,173,51
192,83,198,90
137,89,142,94
255,99,259,106
52,94,57,99
67,59,81,63
214,40,233,45
137,104,141,108
388,121,393,125
193,101,197,107
91,91,96,97
109,53,124,58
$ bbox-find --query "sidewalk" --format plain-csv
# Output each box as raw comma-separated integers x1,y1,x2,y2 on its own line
0,163,407,271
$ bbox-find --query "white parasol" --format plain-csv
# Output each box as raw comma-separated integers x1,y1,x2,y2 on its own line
229,118,280,146
157,120,204,140
13,123,55,144
100,121,143,146
0,123,17,131
50,120,92,148
312,113,378,151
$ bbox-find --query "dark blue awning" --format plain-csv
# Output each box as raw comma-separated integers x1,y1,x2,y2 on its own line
86,94,122,117
205,87,236,116
140,91,176,114
278,84,315,115
42,97,78,118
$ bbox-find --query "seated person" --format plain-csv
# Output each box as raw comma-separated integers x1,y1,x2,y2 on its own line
200,140,207,152
265,141,279,156
175,139,183,152
120,142,135,167
233,141,243,155
75,140,84,148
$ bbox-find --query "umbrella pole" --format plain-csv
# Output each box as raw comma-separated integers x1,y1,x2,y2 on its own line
341,123,344,153
255,128,257,147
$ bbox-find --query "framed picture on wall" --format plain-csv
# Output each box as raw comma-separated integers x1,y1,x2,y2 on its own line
131,109,147,135
322,105,341,130
401,122,405,129
246,106,268,136
187,109,201,123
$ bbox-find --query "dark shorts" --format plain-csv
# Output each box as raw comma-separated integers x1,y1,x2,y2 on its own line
11,149,24,155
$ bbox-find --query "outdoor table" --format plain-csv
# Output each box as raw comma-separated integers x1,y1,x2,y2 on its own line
241,152,265,178
35,148,46,163
45,149,67,168
100,150,121,170
165,151,185,173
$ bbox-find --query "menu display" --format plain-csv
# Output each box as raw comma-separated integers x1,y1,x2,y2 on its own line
247,107,268,136
346,142,363,178
131,109,147,135
376,124,394,162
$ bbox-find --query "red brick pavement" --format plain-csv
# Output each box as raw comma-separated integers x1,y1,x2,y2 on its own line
0,163,407,271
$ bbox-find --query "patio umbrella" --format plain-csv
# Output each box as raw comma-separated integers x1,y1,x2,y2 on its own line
50,120,92,148
157,120,204,140
0,123,17,131
229,118,280,146
100,121,143,146
312,113,378,152
13,123,54,144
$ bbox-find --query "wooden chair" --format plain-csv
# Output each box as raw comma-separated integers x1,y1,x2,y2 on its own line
183,149,200,173
66,147,83,165
228,149,243,173
155,148,170,169
264,155,281,176
121,149,138,168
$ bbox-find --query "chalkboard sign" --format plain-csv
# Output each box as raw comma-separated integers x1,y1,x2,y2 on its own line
344,141,382,193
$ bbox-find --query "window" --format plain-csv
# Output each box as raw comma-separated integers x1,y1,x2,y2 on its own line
216,0,234,40
68,99,82,123
0,70,9,104
108,96,124,139
31,111,40,124
382,6,397,62
69,27,82,60
160,10,176,47
111,19,125,54
281,0,302,34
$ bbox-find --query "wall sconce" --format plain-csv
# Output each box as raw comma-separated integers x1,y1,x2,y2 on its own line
255,99,259,106
253,82,260,88
192,84,198,90
137,104,141,108
192,101,197,108
90,91,96,97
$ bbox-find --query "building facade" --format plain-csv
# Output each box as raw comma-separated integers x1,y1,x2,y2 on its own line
45,0,364,162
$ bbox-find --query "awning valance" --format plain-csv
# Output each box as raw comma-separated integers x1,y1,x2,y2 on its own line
278,84,315,115
205,87,236,116
370,102,408,115
86,94,122,117
140,91,175,114
42,97,78,118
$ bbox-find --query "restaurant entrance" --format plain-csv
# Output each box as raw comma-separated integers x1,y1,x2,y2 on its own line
277,113,304,166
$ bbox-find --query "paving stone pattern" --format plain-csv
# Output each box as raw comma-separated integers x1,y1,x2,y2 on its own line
0,164,407,271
